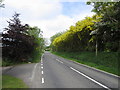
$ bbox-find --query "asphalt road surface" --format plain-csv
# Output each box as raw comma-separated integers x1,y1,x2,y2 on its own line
3,51,120,89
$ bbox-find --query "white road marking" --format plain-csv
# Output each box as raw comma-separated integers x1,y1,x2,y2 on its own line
42,71,44,74
31,63,38,81
70,67,111,90
42,78,44,83
56,59,63,64
41,67,43,69
41,63,43,66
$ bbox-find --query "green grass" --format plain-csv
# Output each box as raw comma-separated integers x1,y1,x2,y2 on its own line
52,51,119,76
2,75,28,88
0,59,2,67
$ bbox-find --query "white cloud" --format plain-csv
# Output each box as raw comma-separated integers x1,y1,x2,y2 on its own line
0,17,9,31
24,15,74,38
72,12,95,22
4,0,62,19
24,11,94,39
1,0,94,45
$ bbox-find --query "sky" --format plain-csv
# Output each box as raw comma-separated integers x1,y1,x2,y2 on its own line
0,0,95,44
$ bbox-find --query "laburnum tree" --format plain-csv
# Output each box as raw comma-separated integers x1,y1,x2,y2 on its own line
51,15,99,52
2,13,35,62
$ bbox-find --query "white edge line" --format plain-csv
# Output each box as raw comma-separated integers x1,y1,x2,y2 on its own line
70,67,111,90
42,78,44,83
31,63,38,81
72,60,119,78
54,53,119,78
56,59,63,64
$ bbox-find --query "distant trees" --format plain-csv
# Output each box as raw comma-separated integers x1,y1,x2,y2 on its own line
50,32,65,51
2,13,44,62
51,1,120,52
50,32,65,43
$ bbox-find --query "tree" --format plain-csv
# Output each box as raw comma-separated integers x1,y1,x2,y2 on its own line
27,26,45,62
50,32,65,51
50,31,65,43
87,1,120,51
51,16,99,52
2,13,35,62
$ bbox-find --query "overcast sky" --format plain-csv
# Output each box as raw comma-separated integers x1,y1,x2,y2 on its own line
0,0,95,43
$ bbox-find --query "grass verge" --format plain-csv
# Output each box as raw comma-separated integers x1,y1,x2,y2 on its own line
2,60,29,67
2,75,28,88
52,51,119,76
2,51,44,66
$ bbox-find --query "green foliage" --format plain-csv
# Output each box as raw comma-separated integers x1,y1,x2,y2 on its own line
50,31,65,51
50,31,65,43
87,1,116,15
87,1,120,51
2,75,28,88
27,26,45,63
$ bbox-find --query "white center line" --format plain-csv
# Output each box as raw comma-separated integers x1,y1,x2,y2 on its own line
41,63,43,66
56,59,63,64
41,67,43,69
41,71,44,74
70,67,111,90
42,78,44,84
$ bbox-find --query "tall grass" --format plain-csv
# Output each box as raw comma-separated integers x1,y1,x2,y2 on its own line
2,75,28,88
52,51,119,76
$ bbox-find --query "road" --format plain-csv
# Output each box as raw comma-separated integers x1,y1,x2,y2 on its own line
3,51,119,89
